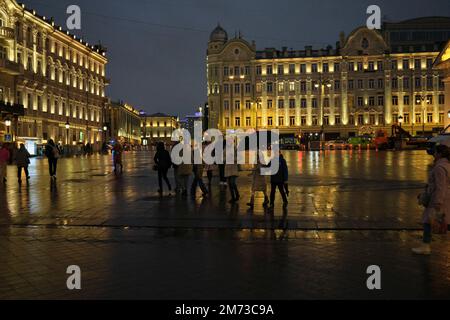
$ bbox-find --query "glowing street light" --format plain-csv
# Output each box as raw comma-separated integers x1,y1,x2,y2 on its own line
4,119,11,135
398,115,403,128
65,120,70,146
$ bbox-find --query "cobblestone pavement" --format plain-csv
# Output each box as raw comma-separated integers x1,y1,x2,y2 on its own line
0,150,449,299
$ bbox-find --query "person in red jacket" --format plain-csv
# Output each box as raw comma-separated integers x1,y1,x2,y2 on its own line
0,143,10,183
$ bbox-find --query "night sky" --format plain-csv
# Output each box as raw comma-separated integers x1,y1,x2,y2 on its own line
22,0,450,117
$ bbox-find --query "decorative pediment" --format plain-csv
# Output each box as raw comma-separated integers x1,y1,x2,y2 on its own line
219,39,255,62
340,27,389,57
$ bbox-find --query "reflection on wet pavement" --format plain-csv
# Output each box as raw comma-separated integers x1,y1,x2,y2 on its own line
0,151,449,299
0,150,433,230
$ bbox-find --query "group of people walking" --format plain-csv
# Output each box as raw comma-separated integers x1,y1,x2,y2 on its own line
0,143,32,184
153,141,290,209
0,139,62,185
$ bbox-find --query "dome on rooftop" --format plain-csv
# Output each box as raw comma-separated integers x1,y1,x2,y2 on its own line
210,24,228,42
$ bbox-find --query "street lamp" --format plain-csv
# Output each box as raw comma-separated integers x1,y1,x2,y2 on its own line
102,123,108,144
416,95,429,135
314,79,331,143
65,120,70,146
447,110,450,119
5,119,11,134
398,115,403,128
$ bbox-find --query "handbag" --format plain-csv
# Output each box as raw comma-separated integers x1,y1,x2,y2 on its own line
152,164,159,171
417,191,431,207
431,210,447,234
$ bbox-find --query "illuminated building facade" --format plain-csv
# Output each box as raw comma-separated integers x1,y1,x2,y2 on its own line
0,0,108,154
207,18,450,140
140,112,178,145
107,101,142,146
434,40,450,128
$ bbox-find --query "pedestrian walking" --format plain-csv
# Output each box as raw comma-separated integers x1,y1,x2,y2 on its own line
191,162,208,197
283,154,289,197
205,163,215,186
218,141,227,186
177,161,192,197
154,141,172,195
414,144,450,255
225,161,240,203
45,139,60,180
172,142,182,193
247,160,269,209
0,143,10,183
269,152,289,209
113,141,123,173
190,144,208,197
14,144,31,183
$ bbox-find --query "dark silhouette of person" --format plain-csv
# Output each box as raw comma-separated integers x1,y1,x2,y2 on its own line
154,142,172,195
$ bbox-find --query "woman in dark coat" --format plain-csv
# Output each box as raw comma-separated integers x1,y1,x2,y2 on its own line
45,139,61,179
15,144,31,183
154,142,172,195
269,152,289,209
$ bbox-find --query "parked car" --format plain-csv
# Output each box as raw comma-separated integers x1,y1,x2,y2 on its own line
407,136,430,149
325,140,348,150
426,125,450,155
280,143,301,150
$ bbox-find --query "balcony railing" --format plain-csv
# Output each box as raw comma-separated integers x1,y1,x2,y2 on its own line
0,58,22,75
0,27,14,40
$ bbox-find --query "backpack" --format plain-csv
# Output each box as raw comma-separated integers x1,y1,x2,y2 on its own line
52,145,60,159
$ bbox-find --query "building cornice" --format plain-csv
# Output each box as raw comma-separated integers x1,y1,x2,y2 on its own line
8,0,107,62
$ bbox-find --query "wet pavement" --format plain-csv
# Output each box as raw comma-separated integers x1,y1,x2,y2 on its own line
0,150,449,299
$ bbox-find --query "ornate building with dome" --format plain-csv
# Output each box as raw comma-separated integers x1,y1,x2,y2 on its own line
207,18,450,141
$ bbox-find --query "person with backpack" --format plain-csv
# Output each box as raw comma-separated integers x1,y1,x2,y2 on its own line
15,144,31,183
45,139,60,180
154,142,172,195
413,144,450,255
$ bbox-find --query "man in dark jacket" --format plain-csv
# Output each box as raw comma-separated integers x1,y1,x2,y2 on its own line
154,142,172,195
15,144,31,183
269,152,288,209
45,139,60,180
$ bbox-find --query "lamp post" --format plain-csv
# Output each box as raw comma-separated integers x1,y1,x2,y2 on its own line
65,120,70,145
416,95,429,135
103,123,108,144
314,78,331,144
5,119,11,134
398,115,403,128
